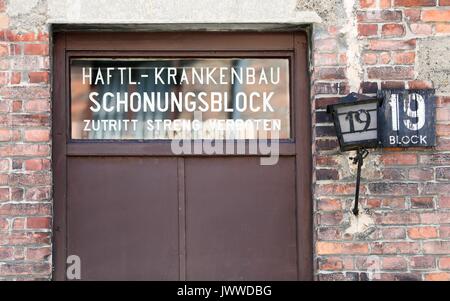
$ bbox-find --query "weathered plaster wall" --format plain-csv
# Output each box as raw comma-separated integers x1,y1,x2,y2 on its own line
0,0,449,281
417,37,450,94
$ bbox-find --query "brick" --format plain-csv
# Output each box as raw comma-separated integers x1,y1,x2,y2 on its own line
436,167,450,180
0,217,8,230
315,38,337,52
411,197,434,208
408,226,438,239
316,155,340,167
371,242,421,254
360,81,378,93
8,173,52,186
316,139,339,151
26,247,51,261
368,182,418,195
408,80,433,89
382,227,406,239
409,168,433,181
423,241,450,254
0,247,14,260
0,144,50,157
422,183,450,195
317,227,342,240
11,187,23,201
316,169,339,180
360,0,376,8
436,138,450,151
26,217,51,229
382,23,405,37
0,128,11,141
436,23,450,33
420,212,450,224
0,262,51,276
405,9,421,21
24,159,50,171
439,226,450,238
316,125,336,137
437,124,450,136
437,107,450,121
440,196,450,208
317,198,342,211
314,53,338,66
420,154,450,165
316,183,365,195
422,10,450,22
0,203,51,216
10,72,21,84
318,212,343,225
363,52,377,64
24,100,50,112
0,43,7,56
4,31,36,42
368,66,414,79
0,187,8,201
382,168,408,180
424,272,450,281
316,67,346,80
24,129,50,142
315,110,333,123
0,86,50,99
11,100,22,112
376,212,420,225
357,10,402,23
410,256,436,269
0,232,50,246
318,272,359,281
368,39,416,50
410,23,433,35
439,257,450,270
381,153,417,165
316,242,369,255
381,81,405,89
380,0,392,7
0,15,8,29
380,52,391,64
23,44,48,56
24,187,51,202
338,53,347,64
358,24,378,36
382,257,408,270
317,257,349,270
382,198,406,209
0,158,9,171
393,51,415,64
28,72,49,84
394,0,436,6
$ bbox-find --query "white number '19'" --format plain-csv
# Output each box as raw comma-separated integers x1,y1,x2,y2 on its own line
389,93,425,131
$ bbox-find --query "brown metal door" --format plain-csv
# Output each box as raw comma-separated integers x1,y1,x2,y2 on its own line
52,32,312,280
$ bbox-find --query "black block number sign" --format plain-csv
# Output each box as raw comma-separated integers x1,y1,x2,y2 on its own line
378,89,435,147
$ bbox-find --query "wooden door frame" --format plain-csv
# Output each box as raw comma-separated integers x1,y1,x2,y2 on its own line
52,31,313,280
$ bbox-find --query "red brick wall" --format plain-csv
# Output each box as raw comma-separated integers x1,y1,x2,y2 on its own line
313,0,450,280
0,1,52,280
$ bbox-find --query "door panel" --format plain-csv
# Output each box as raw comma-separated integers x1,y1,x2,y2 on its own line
67,157,179,280
185,157,297,280
53,31,312,280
